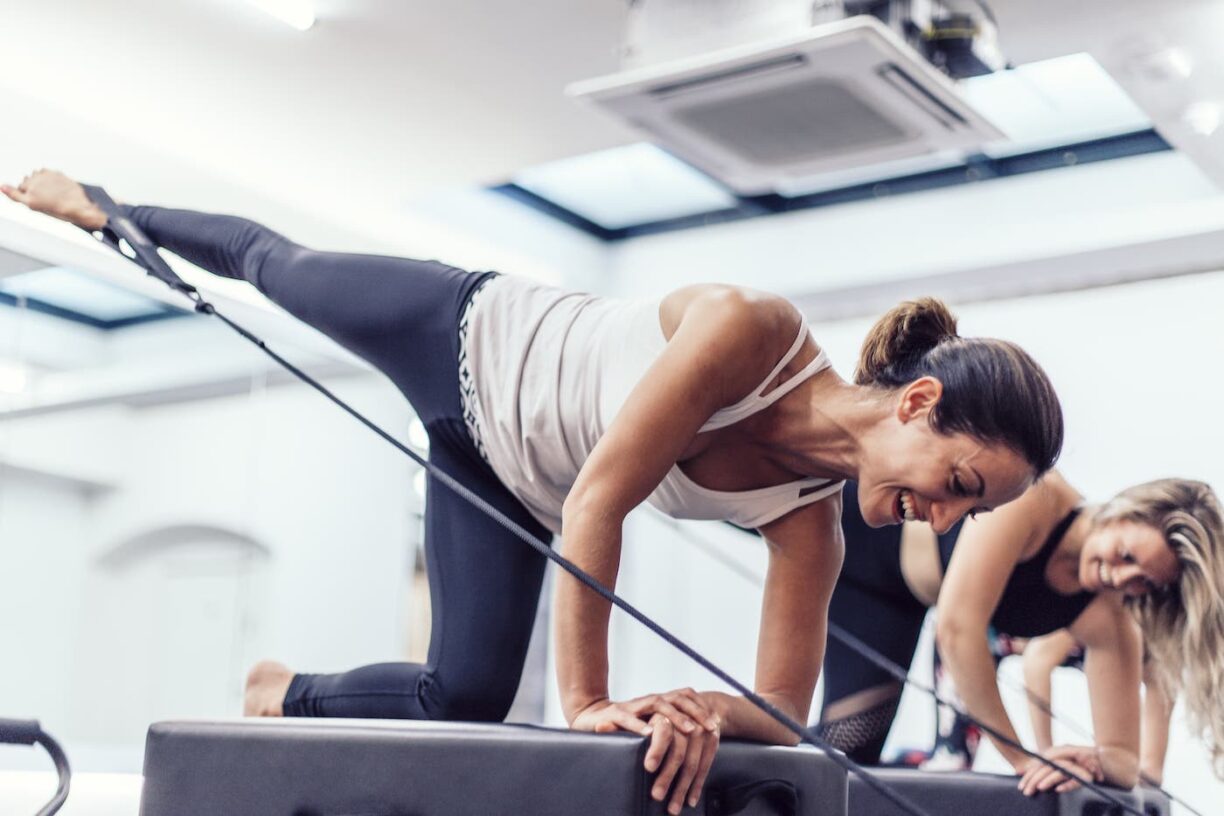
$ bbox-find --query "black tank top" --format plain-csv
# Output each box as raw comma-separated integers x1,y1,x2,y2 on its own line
938,508,1094,638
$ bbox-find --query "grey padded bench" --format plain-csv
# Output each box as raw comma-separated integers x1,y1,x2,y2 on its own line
848,768,1170,816
139,718,848,816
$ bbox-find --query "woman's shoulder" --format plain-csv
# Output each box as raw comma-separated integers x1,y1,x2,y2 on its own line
1068,590,1135,648
659,284,801,346
1014,471,1084,558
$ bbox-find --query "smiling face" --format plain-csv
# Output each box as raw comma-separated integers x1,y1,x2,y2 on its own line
1079,519,1181,596
855,378,1035,533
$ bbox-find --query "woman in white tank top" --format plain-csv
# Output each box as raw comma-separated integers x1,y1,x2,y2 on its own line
535,283,1062,810
12,170,1065,816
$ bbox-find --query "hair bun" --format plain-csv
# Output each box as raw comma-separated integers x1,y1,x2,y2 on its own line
855,297,959,386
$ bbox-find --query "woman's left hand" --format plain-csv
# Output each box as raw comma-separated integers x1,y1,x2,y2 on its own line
642,706,721,815
1017,744,1103,795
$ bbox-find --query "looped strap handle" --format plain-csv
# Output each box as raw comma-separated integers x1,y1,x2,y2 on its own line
705,778,798,816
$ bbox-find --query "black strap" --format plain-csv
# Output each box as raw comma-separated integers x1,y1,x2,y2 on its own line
80,186,207,302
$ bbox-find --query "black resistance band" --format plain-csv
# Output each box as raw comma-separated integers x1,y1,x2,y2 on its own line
74,184,1144,816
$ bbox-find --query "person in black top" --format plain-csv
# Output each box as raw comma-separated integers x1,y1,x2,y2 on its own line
818,472,1223,796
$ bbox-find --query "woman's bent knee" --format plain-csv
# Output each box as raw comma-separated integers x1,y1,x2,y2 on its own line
422,674,518,722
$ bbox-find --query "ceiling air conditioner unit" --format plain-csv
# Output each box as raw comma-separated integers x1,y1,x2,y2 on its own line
567,15,1003,196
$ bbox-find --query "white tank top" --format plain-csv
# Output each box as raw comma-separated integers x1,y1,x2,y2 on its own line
463,275,844,535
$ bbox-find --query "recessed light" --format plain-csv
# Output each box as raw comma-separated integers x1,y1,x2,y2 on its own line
240,0,315,32
1183,100,1222,137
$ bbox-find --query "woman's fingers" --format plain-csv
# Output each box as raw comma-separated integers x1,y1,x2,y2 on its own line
1017,761,1040,790
643,715,674,774
667,729,707,814
629,688,717,733
608,707,654,737
1039,760,1089,792
651,721,690,812
1034,767,1068,793
641,699,699,734
571,699,653,737
687,740,718,808
682,721,720,810
664,689,719,731
1019,762,1057,796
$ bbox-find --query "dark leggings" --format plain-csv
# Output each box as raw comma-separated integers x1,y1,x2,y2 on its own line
122,205,553,721
817,483,927,763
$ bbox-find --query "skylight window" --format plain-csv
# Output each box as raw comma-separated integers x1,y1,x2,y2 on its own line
961,52,1151,156
495,53,1164,239
0,266,182,327
511,143,738,230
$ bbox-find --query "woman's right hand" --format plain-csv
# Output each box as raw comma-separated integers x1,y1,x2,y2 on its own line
1017,744,1104,795
571,690,722,815
1,169,108,230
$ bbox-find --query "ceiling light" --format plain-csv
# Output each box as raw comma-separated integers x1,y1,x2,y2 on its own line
1183,101,1222,137
240,0,315,31
1127,45,1194,84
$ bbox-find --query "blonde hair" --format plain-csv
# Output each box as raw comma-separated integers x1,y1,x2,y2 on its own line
855,298,1064,476
1096,479,1224,776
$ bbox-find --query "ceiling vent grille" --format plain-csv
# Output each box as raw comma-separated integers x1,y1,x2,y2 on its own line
568,16,1003,194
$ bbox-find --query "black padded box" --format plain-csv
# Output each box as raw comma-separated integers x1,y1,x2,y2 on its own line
139,718,848,816
848,768,1170,816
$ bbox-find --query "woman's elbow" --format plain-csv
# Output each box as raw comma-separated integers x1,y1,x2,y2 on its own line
934,617,983,657
1110,766,1140,791
561,488,598,532
1101,747,1140,790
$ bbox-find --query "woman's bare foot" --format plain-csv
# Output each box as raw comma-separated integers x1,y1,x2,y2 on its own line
1,168,109,230
244,660,295,717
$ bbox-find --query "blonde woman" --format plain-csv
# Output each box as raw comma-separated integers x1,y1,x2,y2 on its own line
820,474,1223,796
6,170,1063,816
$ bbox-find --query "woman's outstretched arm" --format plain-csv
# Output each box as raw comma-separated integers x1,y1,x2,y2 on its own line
1140,657,1173,784
1066,596,1143,789
1022,629,1080,751
705,494,844,746
936,490,1043,773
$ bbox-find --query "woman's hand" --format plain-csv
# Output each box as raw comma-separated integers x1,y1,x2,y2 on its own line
1017,744,1103,796
570,689,721,814
642,709,720,815
1,169,108,230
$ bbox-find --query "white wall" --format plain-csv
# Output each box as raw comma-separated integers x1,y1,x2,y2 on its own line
0,363,422,773
0,470,92,735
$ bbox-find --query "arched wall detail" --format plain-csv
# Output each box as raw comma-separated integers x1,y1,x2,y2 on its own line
97,523,270,569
